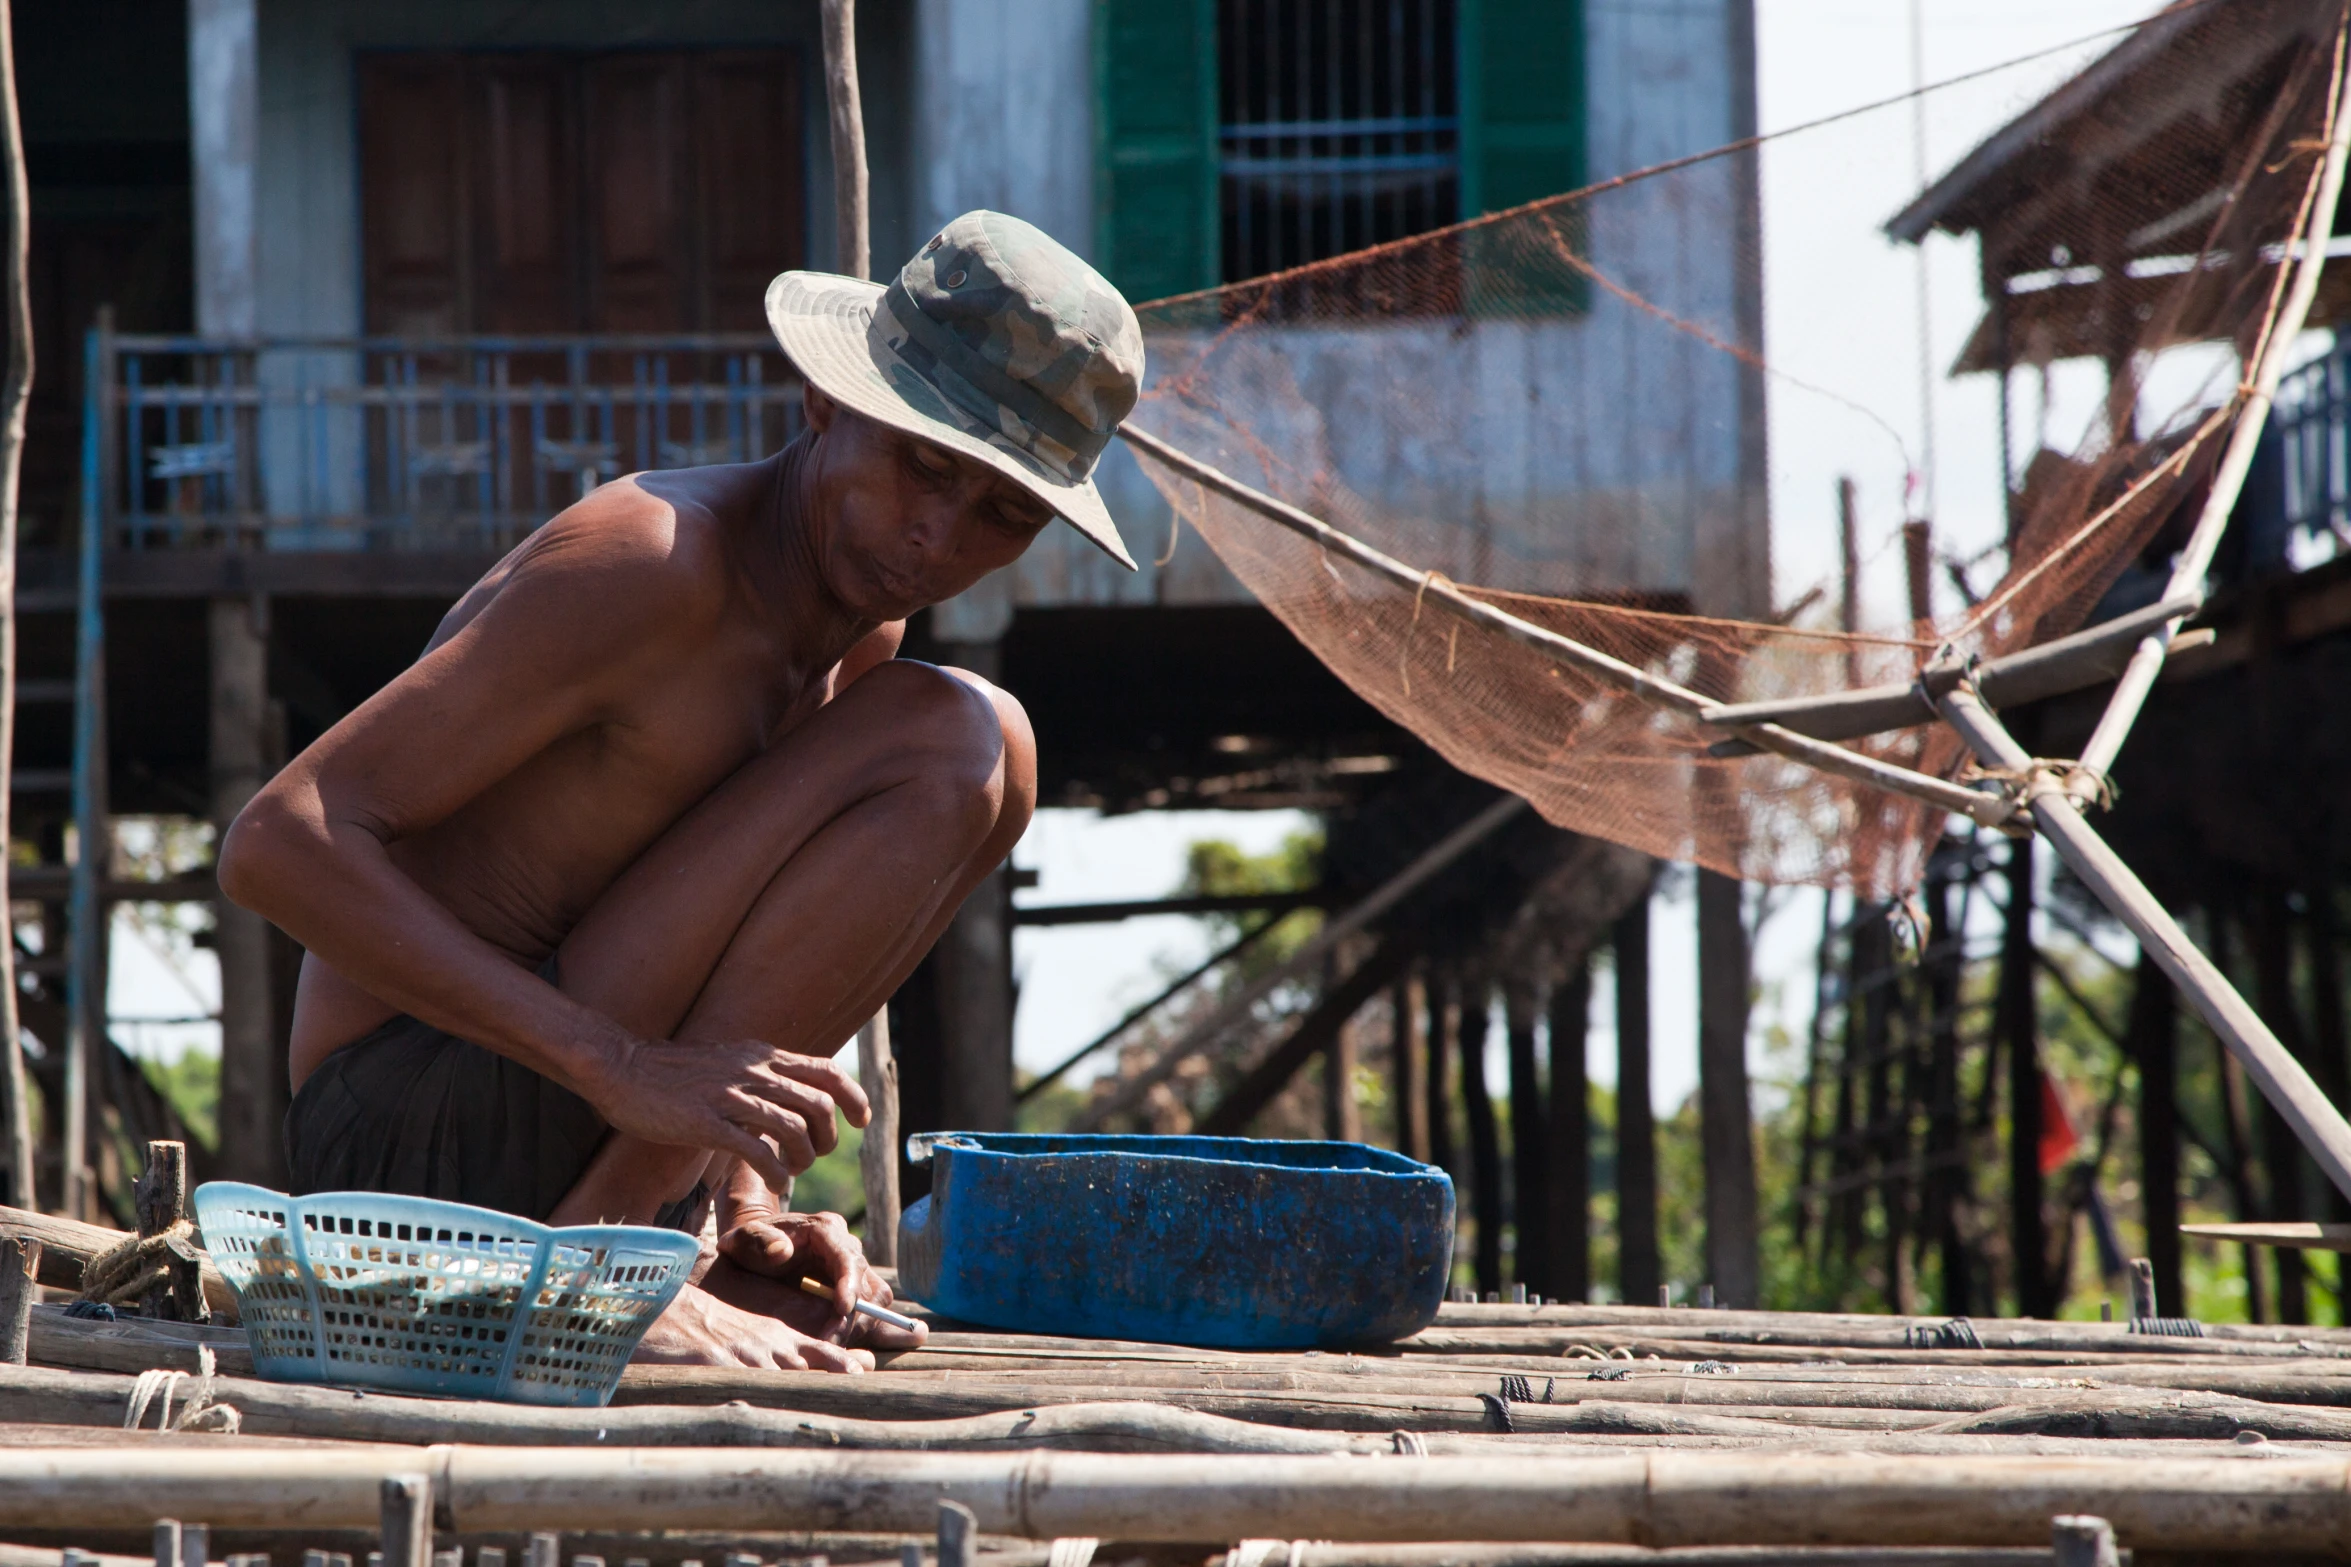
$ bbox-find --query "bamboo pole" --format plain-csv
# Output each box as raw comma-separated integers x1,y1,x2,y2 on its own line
1117,428,2011,830
0,1204,239,1318
819,0,894,1259
7,1447,2351,1551
0,0,32,1212
1935,685,2351,1206
1698,591,2200,744
818,0,870,283
2068,16,2351,791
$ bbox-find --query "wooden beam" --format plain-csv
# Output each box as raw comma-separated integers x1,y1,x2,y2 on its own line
1547,954,1591,1305
2129,951,2182,1317
0,0,28,1212
1696,870,1757,1308
1460,981,1504,1297
210,596,282,1187
1613,895,1658,1307
1198,936,1414,1136
1504,979,1546,1295
1012,890,1319,926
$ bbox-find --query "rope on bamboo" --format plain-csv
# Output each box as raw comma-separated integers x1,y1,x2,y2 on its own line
77,1220,199,1308
1044,1539,1098,1567
2130,1317,2207,1338
1905,1317,1985,1350
122,1344,240,1435
1388,1432,1427,1456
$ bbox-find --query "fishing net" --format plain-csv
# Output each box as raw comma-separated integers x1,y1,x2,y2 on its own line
1123,0,2348,900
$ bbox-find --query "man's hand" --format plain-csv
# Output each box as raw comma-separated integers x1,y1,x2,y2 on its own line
586,1037,870,1191
714,1207,926,1353
632,1281,876,1372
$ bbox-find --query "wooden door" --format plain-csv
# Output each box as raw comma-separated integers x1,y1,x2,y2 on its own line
359,49,803,336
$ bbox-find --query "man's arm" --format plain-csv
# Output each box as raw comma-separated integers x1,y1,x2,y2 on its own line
218,492,859,1190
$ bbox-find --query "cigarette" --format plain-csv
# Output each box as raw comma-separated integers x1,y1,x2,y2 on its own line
797,1273,921,1332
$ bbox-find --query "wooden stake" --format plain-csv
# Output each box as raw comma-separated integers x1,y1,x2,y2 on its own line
857,1011,900,1267
0,0,33,1214
936,1501,975,1567
379,1476,430,1567
818,0,870,282
0,1233,34,1364
2050,1515,2119,1567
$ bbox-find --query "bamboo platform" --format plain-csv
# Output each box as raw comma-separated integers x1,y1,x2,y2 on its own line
7,1290,2351,1567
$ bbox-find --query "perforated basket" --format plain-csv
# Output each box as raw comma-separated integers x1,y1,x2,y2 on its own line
193,1182,700,1407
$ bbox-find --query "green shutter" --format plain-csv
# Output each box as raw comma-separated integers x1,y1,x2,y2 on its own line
1459,0,1587,316
1093,0,1219,306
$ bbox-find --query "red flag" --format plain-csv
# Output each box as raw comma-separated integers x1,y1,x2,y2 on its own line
2038,1071,2079,1176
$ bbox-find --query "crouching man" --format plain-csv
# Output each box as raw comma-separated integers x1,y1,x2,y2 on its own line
219,212,1145,1371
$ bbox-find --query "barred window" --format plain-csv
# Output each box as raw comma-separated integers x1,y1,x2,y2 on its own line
1218,0,1461,284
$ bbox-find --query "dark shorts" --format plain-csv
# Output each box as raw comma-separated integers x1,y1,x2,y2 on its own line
283,957,707,1233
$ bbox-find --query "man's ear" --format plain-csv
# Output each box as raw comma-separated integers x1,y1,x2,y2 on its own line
803,380,837,432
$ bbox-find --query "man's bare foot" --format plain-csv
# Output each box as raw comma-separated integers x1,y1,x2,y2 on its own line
632,1281,878,1371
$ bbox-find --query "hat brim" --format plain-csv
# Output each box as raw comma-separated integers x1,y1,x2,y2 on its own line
765,271,1137,571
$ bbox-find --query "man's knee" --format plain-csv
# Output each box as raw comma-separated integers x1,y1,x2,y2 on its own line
848,659,1030,831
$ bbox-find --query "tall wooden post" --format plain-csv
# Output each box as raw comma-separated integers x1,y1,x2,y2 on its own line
0,0,31,1212
856,1011,899,1264
1425,973,1456,1178
2127,948,2181,1318
1458,984,1504,1296
212,595,283,1185
1323,1012,1361,1143
1547,954,1591,1304
818,0,870,282
1697,869,1758,1307
1394,974,1429,1161
1614,894,1658,1306
1924,841,1971,1314
1504,979,1546,1292
2000,833,2051,1317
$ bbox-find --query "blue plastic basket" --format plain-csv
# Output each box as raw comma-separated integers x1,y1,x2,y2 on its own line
192,1182,701,1407
897,1133,1454,1349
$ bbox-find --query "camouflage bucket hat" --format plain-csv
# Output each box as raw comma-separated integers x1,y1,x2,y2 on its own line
766,210,1145,569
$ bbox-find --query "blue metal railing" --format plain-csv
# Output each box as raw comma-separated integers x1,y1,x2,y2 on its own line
86,329,804,552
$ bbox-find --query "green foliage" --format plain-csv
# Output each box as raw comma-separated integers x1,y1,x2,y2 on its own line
141,1048,219,1152
788,1122,865,1218
1181,828,1325,972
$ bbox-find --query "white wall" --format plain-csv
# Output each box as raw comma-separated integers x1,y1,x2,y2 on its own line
944,0,1768,619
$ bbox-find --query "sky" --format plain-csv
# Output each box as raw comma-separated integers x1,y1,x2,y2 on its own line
111,0,2185,1122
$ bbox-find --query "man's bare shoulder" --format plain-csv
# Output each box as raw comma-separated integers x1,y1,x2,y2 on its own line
435,470,750,655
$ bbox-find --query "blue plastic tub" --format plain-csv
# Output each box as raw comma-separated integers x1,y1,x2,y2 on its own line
193,1183,700,1407
895,1133,1453,1349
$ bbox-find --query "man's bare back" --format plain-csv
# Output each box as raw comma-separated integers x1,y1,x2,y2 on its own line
224,210,1145,1372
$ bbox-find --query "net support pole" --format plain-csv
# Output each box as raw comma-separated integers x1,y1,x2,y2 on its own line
1935,683,2351,1205
818,0,869,284
2069,20,2351,795
1119,426,2008,829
